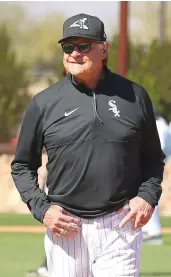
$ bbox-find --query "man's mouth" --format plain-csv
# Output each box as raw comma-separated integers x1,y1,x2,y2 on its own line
69,62,84,64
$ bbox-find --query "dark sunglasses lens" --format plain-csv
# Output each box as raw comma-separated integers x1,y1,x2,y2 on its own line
62,43,74,54
78,43,91,53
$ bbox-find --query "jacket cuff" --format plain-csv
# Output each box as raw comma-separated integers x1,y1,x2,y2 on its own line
32,203,52,223
137,187,162,208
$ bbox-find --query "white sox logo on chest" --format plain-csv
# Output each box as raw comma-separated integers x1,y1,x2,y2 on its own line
108,100,120,117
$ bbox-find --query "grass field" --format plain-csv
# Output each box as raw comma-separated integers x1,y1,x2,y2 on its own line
0,213,171,277
0,213,42,226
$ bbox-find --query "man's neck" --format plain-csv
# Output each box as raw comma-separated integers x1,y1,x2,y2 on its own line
73,68,104,89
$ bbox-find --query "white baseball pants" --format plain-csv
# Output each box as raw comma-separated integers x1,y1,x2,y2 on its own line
44,206,142,277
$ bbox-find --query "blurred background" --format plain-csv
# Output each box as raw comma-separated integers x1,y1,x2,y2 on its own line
0,1,171,277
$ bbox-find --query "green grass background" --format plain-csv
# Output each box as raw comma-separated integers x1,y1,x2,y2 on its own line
0,213,171,277
0,213,170,227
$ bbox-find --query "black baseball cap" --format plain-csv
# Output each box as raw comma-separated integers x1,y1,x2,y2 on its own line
58,13,107,43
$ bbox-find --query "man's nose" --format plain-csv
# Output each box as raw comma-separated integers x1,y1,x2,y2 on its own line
71,46,81,57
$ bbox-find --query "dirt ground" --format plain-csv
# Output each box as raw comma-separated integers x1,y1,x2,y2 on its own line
0,226,171,233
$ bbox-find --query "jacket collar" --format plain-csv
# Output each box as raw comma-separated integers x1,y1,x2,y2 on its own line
67,66,110,94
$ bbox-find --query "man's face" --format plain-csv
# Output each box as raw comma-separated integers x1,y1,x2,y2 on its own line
62,37,108,78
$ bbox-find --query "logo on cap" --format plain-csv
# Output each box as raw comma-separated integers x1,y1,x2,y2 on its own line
69,18,88,30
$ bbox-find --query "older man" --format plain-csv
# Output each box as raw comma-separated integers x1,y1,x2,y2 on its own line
11,13,165,277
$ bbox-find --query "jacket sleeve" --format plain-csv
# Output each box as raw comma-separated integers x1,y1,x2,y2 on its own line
137,87,165,207
11,97,51,223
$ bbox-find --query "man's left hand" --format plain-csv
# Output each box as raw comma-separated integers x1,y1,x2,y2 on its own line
119,196,154,230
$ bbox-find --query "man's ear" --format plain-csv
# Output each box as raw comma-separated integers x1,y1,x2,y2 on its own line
102,41,109,59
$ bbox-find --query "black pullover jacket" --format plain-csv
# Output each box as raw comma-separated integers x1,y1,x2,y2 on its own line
11,67,165,223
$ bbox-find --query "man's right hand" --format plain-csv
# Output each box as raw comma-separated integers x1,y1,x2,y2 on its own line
43,205,81,237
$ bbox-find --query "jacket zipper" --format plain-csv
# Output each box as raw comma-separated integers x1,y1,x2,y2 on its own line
92,91,103,138
92,91,103,124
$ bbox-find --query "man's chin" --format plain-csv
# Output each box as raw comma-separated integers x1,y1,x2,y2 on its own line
68,64,85,74
70,69,85,77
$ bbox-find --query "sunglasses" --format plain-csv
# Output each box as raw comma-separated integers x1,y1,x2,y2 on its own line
61,41,101,54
